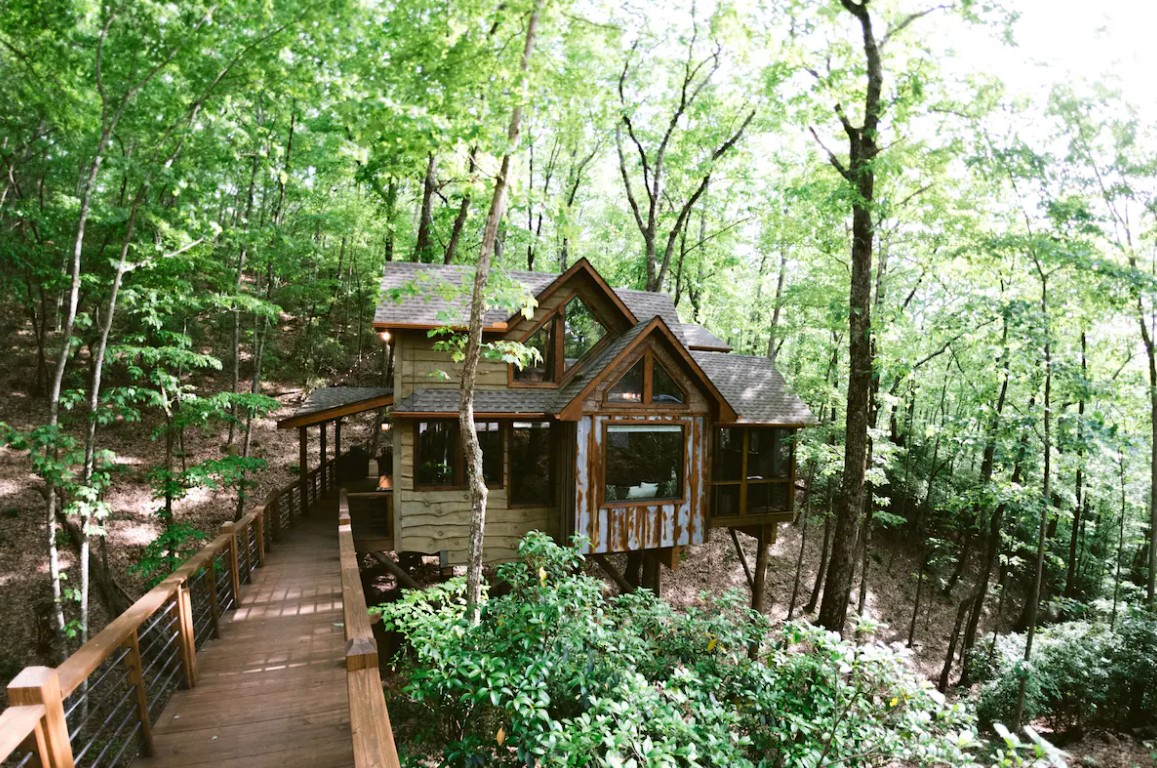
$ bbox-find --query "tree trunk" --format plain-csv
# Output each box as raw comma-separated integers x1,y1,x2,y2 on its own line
1065,331,1088,598
816,0,882,635
460,1,543,625
415,153,438,263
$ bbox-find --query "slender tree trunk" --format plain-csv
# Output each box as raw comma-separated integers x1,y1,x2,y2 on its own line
817,0,882,634
766,250,788,360
460,1,543,625
1014,267,1052,729
1065,331,1088,598
444,150,477,265
414,154,437,263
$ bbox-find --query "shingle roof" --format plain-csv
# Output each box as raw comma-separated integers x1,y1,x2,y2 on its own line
392,389,556,415
679,324,731,351
552,320,653,408
616,288,681,329
691,351,816,426
375,262,556,328
277,386,393,428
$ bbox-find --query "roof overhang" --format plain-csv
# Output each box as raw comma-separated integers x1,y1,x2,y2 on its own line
507,257,638,330
277,388,393,430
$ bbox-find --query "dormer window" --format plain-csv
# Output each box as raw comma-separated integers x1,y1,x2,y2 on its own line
606,350,686,406
512,293,609,384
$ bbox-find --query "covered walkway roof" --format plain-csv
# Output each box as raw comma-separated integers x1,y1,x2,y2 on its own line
276,386,393,430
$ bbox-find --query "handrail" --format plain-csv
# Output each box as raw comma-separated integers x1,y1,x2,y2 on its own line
339,489,401,768
1,451,344,767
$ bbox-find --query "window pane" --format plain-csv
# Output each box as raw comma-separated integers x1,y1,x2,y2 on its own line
476,422,503,487
652,361,685,404
713,428,743,481
748,428,791,480
563,296,607,368
607,360,644,403
604,424,683,502
416,421,457,486
746,482,791,515
510,421,552,505
514,323,556,382
711,483,741,518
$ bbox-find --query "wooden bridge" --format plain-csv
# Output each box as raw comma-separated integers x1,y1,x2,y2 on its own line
0,455,400,768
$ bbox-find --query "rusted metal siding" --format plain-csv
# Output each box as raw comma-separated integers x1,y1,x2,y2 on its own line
575,413,709,554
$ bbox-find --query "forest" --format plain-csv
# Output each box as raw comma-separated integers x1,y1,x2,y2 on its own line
1,0,1156,766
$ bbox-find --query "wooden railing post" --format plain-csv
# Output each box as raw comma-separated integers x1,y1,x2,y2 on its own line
123,629,156,756
175,584,198,688
7,667,74,768
222,521,242,608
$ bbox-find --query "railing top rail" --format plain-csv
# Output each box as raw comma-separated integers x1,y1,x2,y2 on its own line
0,703,46,761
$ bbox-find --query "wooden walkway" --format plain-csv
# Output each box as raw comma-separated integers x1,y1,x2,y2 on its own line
133,495,355,768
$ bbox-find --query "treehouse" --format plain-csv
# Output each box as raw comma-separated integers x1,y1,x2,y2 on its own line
370,258,815,593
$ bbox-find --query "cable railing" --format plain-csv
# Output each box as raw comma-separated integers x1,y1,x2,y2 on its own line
0,454,342,768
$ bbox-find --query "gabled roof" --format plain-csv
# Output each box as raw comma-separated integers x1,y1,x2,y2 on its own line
508,258,639,330
374,262,555,330
277,387,393,429
679,323,731,352
692,351,817,426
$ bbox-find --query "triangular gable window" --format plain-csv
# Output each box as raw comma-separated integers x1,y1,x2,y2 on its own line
563,295,607,370
605,351,686,407
607,360,645,403
513,322,556,382
652,361,685,404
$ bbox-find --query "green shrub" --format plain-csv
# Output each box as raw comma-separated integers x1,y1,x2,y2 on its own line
969,610,1157,731
378,533,1035,768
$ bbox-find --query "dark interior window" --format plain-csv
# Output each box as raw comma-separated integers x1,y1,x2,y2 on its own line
709,427,794,518
476,422,504,487
563,296,607,369
603,424,683,503
416,421,457,486
514,323,556,382
510,421,553,505
607,360,645,404
415,420,503,488
713,428,743,481
652,361,685,404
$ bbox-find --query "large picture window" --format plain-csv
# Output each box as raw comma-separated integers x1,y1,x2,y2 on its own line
414,420,504,489
603,423,684,504
710,427,794,520
510,421,553,505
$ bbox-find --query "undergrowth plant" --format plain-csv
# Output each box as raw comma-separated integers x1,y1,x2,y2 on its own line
377,532,1060,768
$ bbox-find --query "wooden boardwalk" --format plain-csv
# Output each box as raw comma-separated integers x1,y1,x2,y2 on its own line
133,497,355,768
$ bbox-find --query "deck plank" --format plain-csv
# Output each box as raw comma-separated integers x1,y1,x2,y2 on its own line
133,498,355,768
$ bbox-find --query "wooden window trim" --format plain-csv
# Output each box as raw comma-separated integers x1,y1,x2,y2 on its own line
598,420,687,508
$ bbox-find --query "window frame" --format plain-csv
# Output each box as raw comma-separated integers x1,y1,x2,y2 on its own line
599,421,687,508
708,427,794,523
507,420,555,508
603,349,687,409
509,293,615,388
412,419,506,491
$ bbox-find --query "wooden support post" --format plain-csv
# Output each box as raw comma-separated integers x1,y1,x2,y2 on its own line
335,419,342,460
222,521,242,608
124,629,156,757
625,551,643,589
205,558,221,638
591,554,634,594
7,667,74,768
255,509,266,567
752,525,771,613
368,552,421,590
730,528,755,591
298,426,308,515
642,551,661,597
174,585,198,688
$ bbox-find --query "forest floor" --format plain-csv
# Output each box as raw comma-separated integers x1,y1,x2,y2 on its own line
0,327,1153,765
